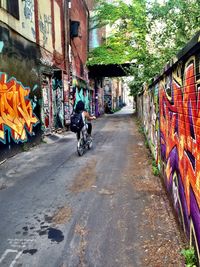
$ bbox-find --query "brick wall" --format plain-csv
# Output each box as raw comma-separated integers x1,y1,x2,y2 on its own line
70,0,88,79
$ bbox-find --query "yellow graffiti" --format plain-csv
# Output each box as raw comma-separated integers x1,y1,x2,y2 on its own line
0,73,39,143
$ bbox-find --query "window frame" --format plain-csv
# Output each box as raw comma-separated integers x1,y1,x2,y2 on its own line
0,0,20,20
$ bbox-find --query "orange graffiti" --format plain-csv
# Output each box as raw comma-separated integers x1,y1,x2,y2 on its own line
0,73,39,143
160,58,200,212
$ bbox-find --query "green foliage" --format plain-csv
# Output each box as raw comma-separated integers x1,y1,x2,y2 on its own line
112,107,121,113
21,143,29,152
152,160,157,168
152,166,159,176
87,41,134,66
88,0,147,68
149,0,200,52
181,247,197,267
152,160,159,176
145,139,149,149
88,0,200,96
138,125,144,134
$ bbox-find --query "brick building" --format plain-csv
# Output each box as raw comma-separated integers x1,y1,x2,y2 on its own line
0,0,91,160
0,0,106,160
69,0,92,112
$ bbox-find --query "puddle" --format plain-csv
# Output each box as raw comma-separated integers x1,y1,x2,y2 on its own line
23,249,37,255
39,230,48,236
45,215,52,223
41,225,49,229
23,232,28,236
48,228,64,243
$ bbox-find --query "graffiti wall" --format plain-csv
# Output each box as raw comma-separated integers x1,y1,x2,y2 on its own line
142,85,160,164
0,73,39,143
63,74,72,126
38,0,53,50
97,85,104,115
160,57,200,260
74,87,90,112
104,79,112,113
0,23,41,161
41,74,52,133
138,43,200,261
52,76,64,128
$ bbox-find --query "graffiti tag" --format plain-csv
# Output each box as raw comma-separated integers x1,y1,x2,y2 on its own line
23,0,34,21
0,73,39,143
39,14,52,46
160,59,200,211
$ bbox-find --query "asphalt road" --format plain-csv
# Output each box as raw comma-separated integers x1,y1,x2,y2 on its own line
0,107,186,267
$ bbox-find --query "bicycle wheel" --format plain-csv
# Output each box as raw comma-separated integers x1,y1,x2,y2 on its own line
87,137,93,150
77,138,84,156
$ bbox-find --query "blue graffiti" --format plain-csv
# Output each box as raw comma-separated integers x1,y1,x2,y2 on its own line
0,41,4,53
24,0,34,21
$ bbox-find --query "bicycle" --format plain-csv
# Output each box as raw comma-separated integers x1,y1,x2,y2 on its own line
77,125,93,156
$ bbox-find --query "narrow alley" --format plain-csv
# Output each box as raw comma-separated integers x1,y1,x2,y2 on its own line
0,107,186,267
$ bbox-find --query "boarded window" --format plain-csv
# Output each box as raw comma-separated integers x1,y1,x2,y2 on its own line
0,0,19,19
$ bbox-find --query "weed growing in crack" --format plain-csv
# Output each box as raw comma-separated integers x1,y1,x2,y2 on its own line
138,125,144,134
181,247,197,267
145,139,149,149
152,160,159,176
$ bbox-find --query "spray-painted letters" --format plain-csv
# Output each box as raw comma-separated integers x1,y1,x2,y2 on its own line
0,73,39,143
137,55,200,262
160,58,200,259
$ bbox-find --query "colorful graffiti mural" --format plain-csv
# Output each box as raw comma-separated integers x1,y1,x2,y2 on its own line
160,57,200,260
74,87,90,112
52,77,64,128
104,82,112,113
41,74,51,132
0,73,39,144
137,54,200,262
143,84,160,165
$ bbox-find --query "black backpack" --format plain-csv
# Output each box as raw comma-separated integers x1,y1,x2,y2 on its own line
70,112,84,133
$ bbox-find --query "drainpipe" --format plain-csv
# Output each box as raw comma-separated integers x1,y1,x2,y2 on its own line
64,0,70,75
63,0,70,127
83,0,90,56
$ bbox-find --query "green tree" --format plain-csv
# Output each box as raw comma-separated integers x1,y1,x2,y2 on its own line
88,0,200,96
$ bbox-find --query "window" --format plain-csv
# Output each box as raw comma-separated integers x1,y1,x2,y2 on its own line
0,0,7,9
0,0,19,19
70,21,80,38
